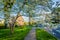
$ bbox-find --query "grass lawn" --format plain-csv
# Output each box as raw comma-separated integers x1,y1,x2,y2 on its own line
36,28,57,40
0,26,32,40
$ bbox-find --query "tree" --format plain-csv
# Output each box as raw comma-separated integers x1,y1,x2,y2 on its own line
51,7,60,24
0,0,52,33
2,0,16,34
10,0,53,26
51,1,60,24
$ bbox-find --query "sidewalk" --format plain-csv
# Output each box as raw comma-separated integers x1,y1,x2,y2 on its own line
24,27,36,40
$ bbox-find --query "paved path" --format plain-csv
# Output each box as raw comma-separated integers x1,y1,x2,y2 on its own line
24,27,36,40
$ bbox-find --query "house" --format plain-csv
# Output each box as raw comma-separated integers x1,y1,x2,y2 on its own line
16,15,24,26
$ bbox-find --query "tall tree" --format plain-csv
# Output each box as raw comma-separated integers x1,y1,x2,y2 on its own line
2,0,16,33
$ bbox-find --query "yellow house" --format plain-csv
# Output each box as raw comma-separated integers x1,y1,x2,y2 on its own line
16,15,24,26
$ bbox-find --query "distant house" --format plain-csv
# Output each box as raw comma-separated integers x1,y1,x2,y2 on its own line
16,15,24,26
0,15,25,27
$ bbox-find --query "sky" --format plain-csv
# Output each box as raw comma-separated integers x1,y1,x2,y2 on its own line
52,0,60,7
52,0,60,2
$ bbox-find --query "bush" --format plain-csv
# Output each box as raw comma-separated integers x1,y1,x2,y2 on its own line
0,26,5,29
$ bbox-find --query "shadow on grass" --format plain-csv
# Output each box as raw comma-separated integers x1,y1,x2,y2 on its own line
36,28,57,40
0,26,31,40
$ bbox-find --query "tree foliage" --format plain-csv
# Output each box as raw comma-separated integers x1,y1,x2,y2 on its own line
0,0,53,33
51,7,60,24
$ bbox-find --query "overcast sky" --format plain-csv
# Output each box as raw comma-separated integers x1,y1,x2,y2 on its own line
52,0,60,7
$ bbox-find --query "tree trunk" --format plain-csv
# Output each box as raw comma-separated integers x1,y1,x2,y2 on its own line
4,12,10,28
4,22,7,28
29,13,31,26
9,13,19,34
